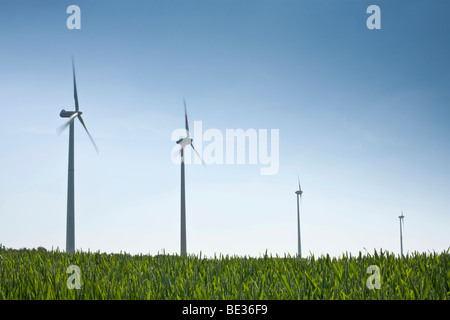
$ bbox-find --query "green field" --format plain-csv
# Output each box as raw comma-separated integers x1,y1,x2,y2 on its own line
0,245,449,299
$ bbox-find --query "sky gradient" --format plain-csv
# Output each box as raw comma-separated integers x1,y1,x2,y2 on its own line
0,0,449,257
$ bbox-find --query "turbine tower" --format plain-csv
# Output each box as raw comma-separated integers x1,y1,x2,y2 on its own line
175,99,202,256
58,57,98,254
399,211,405,257
295,175,303,258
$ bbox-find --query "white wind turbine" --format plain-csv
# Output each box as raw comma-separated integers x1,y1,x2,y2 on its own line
295,175,303,258
399,211,405,257
175,99,202,256
57,57,98,254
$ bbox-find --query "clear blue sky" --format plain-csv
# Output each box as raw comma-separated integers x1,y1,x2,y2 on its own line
0,0,449,257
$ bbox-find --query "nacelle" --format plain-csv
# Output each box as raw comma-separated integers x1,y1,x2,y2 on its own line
60,109,81,118
176,137,193,147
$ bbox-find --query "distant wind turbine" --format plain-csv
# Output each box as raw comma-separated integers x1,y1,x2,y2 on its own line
295,175,303,258
175,99,202,256
57,57,98,254
399,211,405,257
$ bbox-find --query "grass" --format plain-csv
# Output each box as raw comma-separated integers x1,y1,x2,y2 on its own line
0,245,449,299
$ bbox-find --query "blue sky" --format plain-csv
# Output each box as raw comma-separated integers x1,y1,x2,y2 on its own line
0,0,449,257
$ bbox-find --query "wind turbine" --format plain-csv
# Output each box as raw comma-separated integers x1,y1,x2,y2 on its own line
175,99,202,256
58,57,98,254
295,175,303,258
399,211,405,257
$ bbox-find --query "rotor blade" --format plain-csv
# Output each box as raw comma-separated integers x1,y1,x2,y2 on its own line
190,143,205,166
401,211,405,231
77,115,99,154
172,146,182,158
297,172,302,191
184,98,189,137
57,112,78,134
72,56,79,112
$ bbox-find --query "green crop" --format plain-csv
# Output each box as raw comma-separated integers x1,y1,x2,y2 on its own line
0,245,448,299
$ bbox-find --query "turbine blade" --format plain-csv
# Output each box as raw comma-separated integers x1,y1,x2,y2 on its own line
72,56,79,112
77,115,99,154
180,147,185,163
57,112,78,134
190,143,205,166
184,98,189,137
400,211,405,231
297,172,302,191
172,146,182,158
